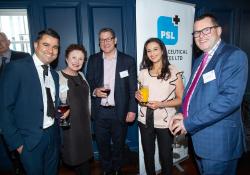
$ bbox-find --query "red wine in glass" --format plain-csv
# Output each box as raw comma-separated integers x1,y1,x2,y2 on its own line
102,89,111,96
103,84,110,106
58,104,70,128
58,104,69,113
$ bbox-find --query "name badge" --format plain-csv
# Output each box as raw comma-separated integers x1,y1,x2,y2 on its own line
119,70,129,78
44,76,50,88
203,70,216,84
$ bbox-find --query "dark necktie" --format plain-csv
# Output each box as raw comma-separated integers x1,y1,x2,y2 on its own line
0,57,7,74
41,65,55,118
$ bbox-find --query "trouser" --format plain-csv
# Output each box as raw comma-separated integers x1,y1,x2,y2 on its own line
74,160,91,175
20,124,59,175
139,122,173,175
0,135,14,172
195,155,239,175
95,106,127,173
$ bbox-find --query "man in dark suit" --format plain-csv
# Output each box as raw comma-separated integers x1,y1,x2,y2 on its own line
170,14,248,175
0,32,30,174
0,28,61,175
0,32,30,62
86,28,137,175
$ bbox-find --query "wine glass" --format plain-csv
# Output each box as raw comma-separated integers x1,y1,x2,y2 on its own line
102,84,111,106
58,103,70,128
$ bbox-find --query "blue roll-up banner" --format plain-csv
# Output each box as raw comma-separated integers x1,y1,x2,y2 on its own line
136,0,195,174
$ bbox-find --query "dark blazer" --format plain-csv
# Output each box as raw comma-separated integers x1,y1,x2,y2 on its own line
182,41,248,161
10,50,30,61
86,51,137,122
0,50,31,130
0,55,60,151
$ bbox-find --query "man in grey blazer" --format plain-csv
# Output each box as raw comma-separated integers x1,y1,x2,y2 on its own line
170,14,248,175
86,28,137,175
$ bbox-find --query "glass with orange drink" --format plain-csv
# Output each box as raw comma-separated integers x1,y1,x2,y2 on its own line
140,85,149,105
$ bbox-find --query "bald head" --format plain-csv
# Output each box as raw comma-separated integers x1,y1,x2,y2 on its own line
0,32,10,55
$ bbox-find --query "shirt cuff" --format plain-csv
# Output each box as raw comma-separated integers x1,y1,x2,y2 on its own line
92,89,97,97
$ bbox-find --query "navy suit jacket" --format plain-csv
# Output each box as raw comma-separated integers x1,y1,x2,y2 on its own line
182,41,248,161
0,50,31,117
86,51,137,122
0,55,60,151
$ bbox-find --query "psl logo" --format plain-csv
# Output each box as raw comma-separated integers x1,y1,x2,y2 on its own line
157,15,180,45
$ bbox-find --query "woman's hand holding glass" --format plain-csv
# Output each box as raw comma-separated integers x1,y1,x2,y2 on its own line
58,108,70,119
135,85,149,106
57,103,70,128
135,90,142,101
146,101,163,110
136,95,163,110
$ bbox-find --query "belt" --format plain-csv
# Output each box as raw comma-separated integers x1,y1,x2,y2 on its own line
101,105,115,109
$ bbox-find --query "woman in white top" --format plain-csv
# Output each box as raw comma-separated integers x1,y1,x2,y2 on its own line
135,38,184,175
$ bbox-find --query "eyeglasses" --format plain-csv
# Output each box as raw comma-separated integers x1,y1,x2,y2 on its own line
192,26,219,38
99,37,114,44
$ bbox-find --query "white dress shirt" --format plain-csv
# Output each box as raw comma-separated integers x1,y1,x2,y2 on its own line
101,50,117,106
33,54,55,128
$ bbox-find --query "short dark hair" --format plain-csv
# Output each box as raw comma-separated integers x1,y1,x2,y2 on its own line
98,28,116,38
35,28,60,43
65,44,87,60
195,13,220,26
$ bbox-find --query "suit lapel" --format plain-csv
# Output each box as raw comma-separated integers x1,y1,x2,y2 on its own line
99,53,104,86
183,55,203,97
51,69,59,107
115,52,121,93
190,42,225,100
27,57,43,105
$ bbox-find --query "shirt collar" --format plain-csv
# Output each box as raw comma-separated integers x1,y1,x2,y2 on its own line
33,53,50,69
207,39,221,56
102,49,117,60
0,49,11,63
1,49,11,58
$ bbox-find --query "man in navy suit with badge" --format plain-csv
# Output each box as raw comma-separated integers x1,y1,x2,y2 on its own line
86,28,137,175
170,14,248,175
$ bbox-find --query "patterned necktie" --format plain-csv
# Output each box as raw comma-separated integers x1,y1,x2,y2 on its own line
182,53,209,118
0,57,7,74
41,65,55,118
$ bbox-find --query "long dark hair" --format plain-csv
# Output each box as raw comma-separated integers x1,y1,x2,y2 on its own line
140,38,171,80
